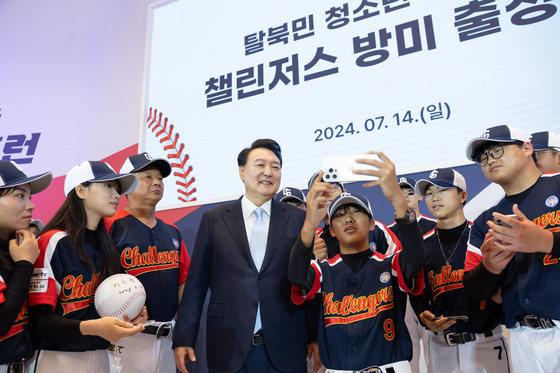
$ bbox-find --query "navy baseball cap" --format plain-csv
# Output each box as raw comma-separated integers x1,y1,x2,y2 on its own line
275,187,306,204
328,192,373,224
465,125,528,161
0,160,52,194
415,169,467,196
308,170,344,190
64,161,138,196
120,152,172,178
529,131,560,151
397,176,416,189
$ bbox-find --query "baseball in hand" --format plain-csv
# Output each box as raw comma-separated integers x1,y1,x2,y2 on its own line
94,274,146,320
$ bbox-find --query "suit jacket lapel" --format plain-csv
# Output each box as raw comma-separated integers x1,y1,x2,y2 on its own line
259,199,288,273
223,198,258,273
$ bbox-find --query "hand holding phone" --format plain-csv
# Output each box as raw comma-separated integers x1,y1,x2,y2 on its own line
433,315,469,322
322,154,381,183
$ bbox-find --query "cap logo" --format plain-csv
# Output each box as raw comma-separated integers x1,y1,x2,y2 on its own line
339,192,351,198
399,177,407,183
144,153,154,161
282,188,292,196
429,170,438,179
482,130,490,138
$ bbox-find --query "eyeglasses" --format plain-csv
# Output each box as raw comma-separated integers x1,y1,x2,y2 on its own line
535,148,559,157
475,143,514,167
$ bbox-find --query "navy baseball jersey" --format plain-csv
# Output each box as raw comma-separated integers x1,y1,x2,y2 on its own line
419,225,503,333
465,173,560,327
318,220,401,258
388,215,437,238
105,211,190,322
0,266,34,364
29,229,110,351
292,249,424,370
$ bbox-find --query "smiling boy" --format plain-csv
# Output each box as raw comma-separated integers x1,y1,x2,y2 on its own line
289,152,425,372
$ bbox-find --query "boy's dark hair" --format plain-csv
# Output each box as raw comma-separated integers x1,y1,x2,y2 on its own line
237,139,282,167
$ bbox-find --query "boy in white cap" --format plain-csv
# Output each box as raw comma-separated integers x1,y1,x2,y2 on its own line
411,168,509,373
530,131,560,173
463,125,560,373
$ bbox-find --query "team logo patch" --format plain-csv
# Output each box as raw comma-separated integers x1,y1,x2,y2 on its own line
369,242,377,251
545,195,558,208
172,238,180,249
379,272,390,283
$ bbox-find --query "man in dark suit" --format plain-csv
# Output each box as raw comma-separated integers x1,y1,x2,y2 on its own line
173,139,313,373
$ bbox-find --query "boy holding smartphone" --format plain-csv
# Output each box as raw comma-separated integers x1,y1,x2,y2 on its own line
410,169,509,373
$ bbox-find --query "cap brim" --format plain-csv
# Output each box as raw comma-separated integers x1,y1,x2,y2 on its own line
465,138,519,161
328,196,372,224
132,159,172,178
1,171,53,195
415,179,456,196
88,173,138,195
279,195,305,203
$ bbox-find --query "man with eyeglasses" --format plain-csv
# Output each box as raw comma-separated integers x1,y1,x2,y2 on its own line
530,131,560,173
463,125,560,373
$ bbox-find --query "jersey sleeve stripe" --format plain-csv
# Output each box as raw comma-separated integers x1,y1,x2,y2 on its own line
375,220,401,255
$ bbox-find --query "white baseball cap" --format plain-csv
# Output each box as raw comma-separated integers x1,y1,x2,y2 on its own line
465,125,528,161
415,169,467,196
529,131,560,151
64,161,138,196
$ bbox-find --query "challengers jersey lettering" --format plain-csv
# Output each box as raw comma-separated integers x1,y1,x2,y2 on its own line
59,273,100,315
322,287,394,326
121,245,180,276
428,265,464,299
0,300,29,342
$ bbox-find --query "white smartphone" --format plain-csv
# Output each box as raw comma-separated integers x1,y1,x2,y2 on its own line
322,154,380,183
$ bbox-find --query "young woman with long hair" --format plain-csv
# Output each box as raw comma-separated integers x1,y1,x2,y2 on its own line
27,161,145,373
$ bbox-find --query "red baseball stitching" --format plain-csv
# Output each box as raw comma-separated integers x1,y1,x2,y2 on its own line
147,108,197,202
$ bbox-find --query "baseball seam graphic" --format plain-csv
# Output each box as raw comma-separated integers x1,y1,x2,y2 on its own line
96,291,146,318
147,107,197,202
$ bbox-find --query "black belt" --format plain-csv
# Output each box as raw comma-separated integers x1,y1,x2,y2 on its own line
6,359,24,373
519,314,555,329
252,330,265,345
142,323,173,338
443,330,493,346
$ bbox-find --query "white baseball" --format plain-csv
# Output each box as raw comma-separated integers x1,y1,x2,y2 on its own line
94,273,146,321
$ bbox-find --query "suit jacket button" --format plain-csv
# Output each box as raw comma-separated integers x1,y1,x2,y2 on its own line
253,301,258,307
258,275,263,280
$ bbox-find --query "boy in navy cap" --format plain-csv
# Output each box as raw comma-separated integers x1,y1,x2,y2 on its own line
530,131,560,173
275,187,307,211
463,125,560,373
289,152,425,372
